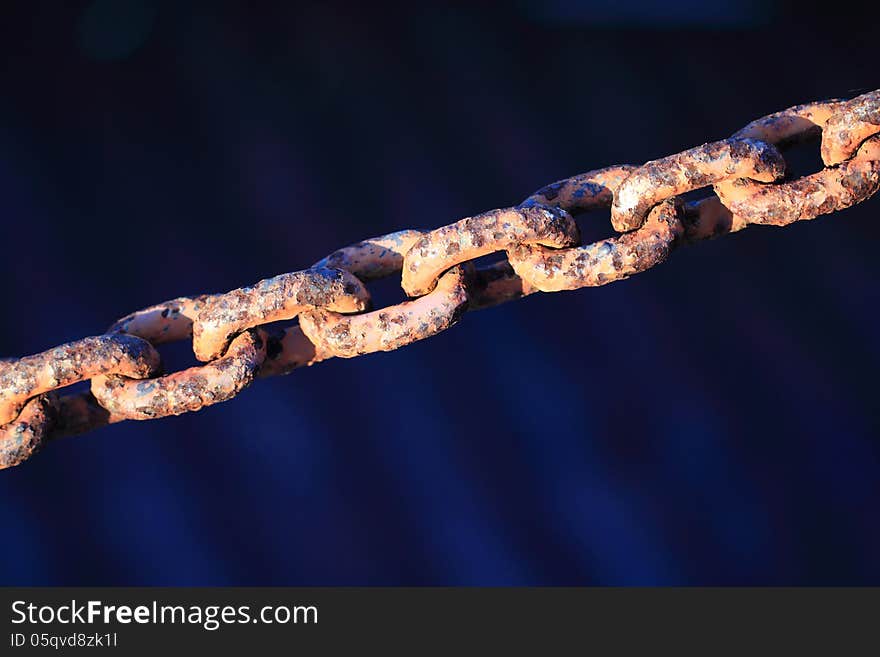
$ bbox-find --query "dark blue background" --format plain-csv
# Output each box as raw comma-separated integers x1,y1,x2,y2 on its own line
1,1,878,585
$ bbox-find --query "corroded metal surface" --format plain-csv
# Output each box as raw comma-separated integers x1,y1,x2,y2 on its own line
821,90,880,165
300,266,469,359
509,200,682,292
91,330,266,420
0,394,57,469
2,89,879,469
733,100,843,145
192,268,369,362
0,335,160,426
679,196,742,242
522,165,633,213
108,295,211,344
509,166,683,292
715,138,880,226
467,260,539,310
257,325,321,377
610,138,785,231
54,391,118,438
401,205,580,296
313,230,424,280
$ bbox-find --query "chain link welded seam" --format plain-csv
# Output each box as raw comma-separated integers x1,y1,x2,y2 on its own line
1,89,878,469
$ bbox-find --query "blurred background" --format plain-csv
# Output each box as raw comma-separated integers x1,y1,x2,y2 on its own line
1,1,878,585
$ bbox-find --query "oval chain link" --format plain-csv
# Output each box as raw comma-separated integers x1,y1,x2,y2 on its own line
2,89,879,468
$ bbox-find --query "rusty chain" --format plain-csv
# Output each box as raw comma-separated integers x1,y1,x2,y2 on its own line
2,89,879,470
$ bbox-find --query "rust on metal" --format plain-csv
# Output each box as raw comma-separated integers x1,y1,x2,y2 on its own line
256,232,436,374
511,167,684,291
108,295,211,344
716,94,880,229
301,230,473,360
313,230,424,280
715,136,880,226
300,266,469,359
91,330,267,421
0,335,160,425
53,391,118,438
0,394,57,470
257,325,322,377
680,196,743,242
821,90,880,165
401,205,580,297
522,166,633,213
509,200,682,292
2,89,880,469
610,138,785,231
733,100,843,146
192,267,370,362
467,260,538,310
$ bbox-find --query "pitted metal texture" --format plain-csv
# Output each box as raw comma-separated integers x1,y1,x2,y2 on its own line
2,89,878,469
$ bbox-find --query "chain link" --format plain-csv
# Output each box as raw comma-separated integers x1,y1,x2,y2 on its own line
3,89,879,469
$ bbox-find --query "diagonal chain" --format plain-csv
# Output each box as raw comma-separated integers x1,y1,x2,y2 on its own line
2,89,879,469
